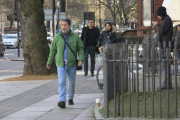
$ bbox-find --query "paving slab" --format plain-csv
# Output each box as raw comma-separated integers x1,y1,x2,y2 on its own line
30,101,57,107
0,118,35,120
74,94,103,100
21,106,55,112
50,108,84,114
73,117,95,120
5,112,46,118
36,114,77,120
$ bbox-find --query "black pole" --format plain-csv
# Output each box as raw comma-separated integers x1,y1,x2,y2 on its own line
15,0,20,57
17,20,20,57
114,0,115,26
52,0,55,36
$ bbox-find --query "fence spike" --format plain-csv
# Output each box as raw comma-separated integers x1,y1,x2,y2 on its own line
166,47,169,57
131,42,133,49
128,48,131,58
158,41,161,48
126,39,128,45
142,42,144,48
120,48,123,59
147,41,150,49
174,47,177,57
169,41,172,49
135,42,139,58
143,47,146,57
113,49,116,60
163,41,166,49
175,40,177,49
152,40,155,49
158,48,162,59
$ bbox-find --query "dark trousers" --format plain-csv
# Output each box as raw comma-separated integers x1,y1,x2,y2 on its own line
162,52,172,88
84,46,96,74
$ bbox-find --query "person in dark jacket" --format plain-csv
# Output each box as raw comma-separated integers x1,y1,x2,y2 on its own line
152,6,173,49
176,24,180,64
152,6,173,90
81,19,100,76
98,22,117,47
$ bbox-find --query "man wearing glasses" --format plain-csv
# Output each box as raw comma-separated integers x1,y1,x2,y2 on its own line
81,19,100,76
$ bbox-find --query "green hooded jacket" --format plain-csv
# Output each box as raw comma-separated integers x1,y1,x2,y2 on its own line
47,31,84,67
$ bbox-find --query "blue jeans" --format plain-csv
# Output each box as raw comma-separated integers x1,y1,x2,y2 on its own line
57,65,76,102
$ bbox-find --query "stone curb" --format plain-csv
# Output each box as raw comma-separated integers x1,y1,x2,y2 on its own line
0,75,22,81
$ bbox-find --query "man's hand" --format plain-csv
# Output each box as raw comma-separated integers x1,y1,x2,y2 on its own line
78,62,83,66
152,21,158,26
46,65,51,69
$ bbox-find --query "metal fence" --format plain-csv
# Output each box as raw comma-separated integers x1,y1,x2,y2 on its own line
103,40,180,118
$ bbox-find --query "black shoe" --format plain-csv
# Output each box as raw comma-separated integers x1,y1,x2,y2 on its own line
91,74,94,76
157,84,173,91
68,99,74,105
84,73,88,76
58,101,66,108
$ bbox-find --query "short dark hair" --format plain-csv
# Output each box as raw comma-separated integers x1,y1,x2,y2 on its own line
178,24,180,27
88,18,94,22
62,19,71,25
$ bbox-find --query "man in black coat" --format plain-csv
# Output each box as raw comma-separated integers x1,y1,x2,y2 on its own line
81,19,100,76
152,6,173,90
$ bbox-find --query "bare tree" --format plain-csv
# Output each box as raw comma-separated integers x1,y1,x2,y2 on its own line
17,0,51,75
118,0,137,25
66,0,86,24
98,0,137,25
98,0,118,25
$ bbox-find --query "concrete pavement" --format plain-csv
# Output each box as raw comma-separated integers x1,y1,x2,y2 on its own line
0,68,104,120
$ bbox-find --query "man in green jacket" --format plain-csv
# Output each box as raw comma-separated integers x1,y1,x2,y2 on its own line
46,19,84,108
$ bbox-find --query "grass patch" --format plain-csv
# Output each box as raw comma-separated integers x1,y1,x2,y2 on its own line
99,91,180,119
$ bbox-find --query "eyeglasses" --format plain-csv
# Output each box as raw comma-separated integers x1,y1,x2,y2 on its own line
88,22,94,23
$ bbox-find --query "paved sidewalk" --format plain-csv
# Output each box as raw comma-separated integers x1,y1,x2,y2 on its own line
0,65,103,120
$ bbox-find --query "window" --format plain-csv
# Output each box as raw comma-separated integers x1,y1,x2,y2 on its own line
142,0,151,26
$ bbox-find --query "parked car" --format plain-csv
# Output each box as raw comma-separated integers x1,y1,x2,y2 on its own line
47,32,53,44
0,34,5,57
3,34,22,48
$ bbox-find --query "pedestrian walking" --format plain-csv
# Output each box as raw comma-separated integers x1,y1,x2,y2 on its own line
81,18,100,76
46,19,84,108
98,22,117,54
152,6,173,90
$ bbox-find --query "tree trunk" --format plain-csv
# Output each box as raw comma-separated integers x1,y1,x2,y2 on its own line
17,0,51,75
9,19,14,30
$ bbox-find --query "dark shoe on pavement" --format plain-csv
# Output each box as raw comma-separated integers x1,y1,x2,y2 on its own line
84,73,88,76
68,99,74,105
91,74,94,76
157,84,173,91
58,101,66,108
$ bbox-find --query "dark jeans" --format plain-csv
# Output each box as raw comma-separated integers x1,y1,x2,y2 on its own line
84,46,96,75
162,52,172,88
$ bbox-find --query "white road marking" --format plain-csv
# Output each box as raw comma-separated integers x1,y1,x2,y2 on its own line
5,49,22,53
4,54,14,55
